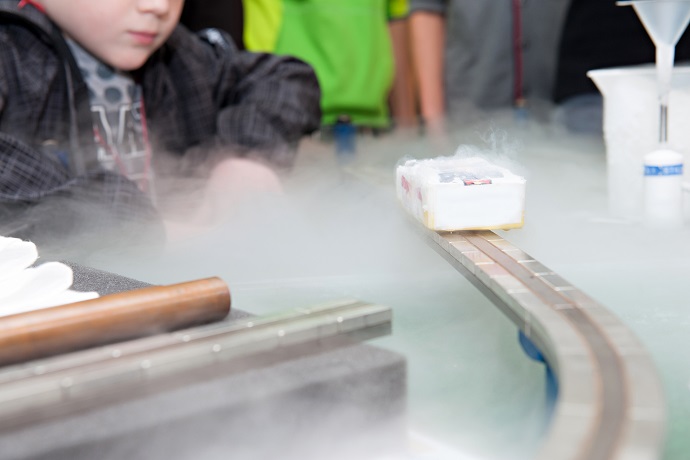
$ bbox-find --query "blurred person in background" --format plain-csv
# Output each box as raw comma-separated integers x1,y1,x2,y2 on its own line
243,0,416,136
408,0,570,136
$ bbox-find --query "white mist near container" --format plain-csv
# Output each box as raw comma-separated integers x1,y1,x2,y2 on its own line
643,148,684,227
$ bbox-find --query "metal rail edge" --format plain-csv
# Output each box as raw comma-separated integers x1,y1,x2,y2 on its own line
0,299,392,431
422,229,665,460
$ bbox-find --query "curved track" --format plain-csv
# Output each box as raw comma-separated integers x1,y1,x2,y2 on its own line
423,228,665,460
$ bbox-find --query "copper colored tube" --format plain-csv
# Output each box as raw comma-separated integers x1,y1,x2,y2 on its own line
0,277,231,366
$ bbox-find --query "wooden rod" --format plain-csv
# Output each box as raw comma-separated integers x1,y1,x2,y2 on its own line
0,277,231,366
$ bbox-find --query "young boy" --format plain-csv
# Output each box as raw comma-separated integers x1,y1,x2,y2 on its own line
0,0,321,257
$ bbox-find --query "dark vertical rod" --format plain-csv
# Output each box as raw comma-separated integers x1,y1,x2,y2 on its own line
660,103,668,144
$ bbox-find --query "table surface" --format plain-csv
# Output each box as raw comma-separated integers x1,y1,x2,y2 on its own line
94,118,690,460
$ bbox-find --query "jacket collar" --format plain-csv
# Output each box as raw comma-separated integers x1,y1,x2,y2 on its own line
0,0,54,36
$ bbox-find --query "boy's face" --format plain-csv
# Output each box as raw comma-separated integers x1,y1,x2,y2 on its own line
40,0,184,71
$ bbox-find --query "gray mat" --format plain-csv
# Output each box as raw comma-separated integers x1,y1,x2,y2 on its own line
1,264,407,460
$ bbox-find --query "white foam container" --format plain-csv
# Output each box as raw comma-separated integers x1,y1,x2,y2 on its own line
396,157,526,231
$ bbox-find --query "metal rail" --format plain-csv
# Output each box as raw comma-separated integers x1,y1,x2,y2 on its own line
423,229,665,460
0,299,392,431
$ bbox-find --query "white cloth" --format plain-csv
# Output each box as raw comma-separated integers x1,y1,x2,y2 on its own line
0,236,99,316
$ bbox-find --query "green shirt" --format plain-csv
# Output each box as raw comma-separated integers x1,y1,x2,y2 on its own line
245,0,409,127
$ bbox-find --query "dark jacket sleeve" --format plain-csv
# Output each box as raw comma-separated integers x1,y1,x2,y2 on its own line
0,133,165,256
144,27,322,169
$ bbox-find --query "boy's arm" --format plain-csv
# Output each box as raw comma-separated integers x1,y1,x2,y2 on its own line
151,27,321,170
194,28,321,167
139,29,320,233
216,50,322,166
216,48,321,166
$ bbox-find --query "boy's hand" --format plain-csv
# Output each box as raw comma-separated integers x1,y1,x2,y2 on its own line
164,157,284,241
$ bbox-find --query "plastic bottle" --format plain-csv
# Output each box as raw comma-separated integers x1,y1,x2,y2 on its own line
643,148,684,227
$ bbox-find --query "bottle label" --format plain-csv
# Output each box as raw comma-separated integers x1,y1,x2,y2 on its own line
644,164,683,176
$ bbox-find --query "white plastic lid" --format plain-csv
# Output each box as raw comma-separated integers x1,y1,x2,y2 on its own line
643,148,683,166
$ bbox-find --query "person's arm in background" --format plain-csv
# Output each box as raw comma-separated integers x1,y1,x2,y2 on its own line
409,1,446,136
388,0,418,130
